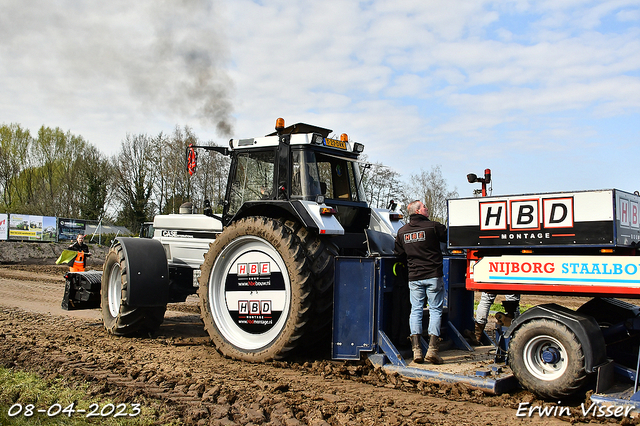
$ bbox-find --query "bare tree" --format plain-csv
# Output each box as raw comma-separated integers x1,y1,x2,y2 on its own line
153,128,189,214
113,134,156,230
405,165,458,223
150,125,229,215
151,131,172,214
2,122,231,226
358,156,403,209
189,141,230,214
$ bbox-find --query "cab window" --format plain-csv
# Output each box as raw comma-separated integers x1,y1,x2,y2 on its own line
291,149,362,202
316,154,360,201
227,151,275,216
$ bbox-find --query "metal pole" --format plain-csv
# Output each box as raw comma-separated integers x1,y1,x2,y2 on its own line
634,345,640,394
91,217,103,245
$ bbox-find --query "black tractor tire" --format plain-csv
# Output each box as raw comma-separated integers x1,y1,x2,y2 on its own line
283,219,337,327
198,217,336,362
509,319,588,399
101,243,166,336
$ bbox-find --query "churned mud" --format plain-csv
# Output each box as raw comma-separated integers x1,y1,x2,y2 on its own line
0,259,635,425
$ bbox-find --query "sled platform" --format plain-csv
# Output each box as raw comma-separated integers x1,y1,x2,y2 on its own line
61,271,102,310
333,256,517,394
367,333,517,394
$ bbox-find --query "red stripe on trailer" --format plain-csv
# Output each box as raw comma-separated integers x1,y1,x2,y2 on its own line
466,278,640,297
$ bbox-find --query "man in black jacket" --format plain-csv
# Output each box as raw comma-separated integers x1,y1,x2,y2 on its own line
394,200,447,364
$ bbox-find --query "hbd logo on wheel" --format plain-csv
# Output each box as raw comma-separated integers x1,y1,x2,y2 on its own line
238,300,272,315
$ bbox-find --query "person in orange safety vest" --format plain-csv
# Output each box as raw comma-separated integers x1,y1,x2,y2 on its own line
68,234,91,272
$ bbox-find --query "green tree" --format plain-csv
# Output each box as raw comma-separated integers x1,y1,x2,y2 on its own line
32,126,66,213
53,131,88,217
30,126,81,216
0,123,31,210
21,126,91,217
79,145,112,220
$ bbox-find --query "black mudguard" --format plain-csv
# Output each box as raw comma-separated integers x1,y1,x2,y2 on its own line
505,303,607,373
117,237,170,307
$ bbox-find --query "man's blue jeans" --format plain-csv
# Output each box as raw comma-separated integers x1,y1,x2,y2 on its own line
408,277,444,337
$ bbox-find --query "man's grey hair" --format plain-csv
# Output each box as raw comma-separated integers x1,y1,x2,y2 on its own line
407,200,422,215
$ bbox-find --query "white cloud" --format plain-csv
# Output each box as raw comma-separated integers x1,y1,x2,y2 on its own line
618,8,640,21
0,0,234,153
0,0,638,195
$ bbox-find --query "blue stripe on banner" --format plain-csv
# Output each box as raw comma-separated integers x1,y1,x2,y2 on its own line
488,276,640,284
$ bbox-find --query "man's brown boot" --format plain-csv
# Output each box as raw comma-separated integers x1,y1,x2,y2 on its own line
425,335,444,365
473,322,486,346
464,322,485,346
409,334,423,363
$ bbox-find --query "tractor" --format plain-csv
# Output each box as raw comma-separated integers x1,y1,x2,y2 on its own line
99,118,403,361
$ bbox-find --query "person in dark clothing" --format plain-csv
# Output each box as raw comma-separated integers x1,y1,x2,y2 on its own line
394,200,447,364
68,234,91,272
466,292,520,345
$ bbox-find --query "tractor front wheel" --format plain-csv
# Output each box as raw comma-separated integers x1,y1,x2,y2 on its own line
199,217,334,362
101,243,166,336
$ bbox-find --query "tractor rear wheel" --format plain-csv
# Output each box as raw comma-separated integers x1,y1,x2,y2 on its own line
198,217,335,362
101,243,166,336
509,319,588,399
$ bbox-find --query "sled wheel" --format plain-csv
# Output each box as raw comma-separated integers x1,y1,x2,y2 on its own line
198,217,335,362
101,243,166,336
509,319,588,399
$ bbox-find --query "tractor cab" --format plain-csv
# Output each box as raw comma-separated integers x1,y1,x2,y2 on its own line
223,118,373,244
185,118,402,255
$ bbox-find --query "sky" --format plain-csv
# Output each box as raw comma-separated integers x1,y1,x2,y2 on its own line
1,0,639,198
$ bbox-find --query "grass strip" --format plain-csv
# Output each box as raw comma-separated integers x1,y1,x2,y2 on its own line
0,367,167,425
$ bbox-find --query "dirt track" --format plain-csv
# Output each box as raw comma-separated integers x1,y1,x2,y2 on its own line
0,263,635,425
